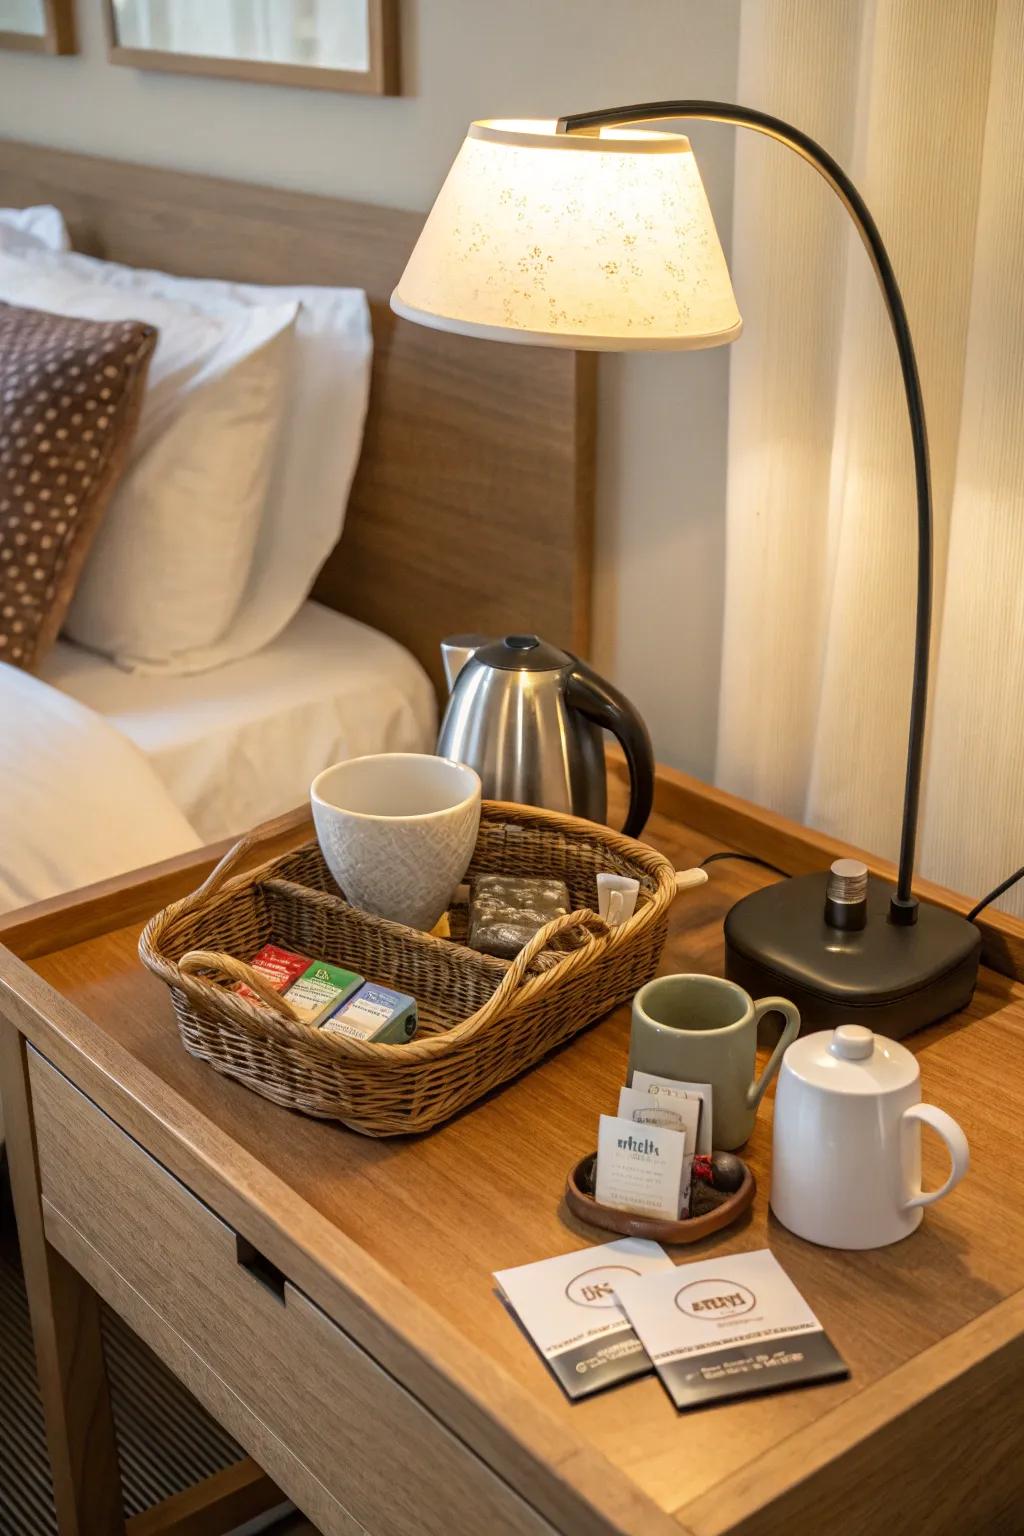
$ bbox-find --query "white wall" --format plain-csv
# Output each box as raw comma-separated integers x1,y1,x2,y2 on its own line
0,0,740,777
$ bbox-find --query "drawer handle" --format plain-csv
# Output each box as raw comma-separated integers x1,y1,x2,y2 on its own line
235,1235,287,1303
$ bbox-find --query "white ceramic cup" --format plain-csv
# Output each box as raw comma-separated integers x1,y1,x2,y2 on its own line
310,753,481,931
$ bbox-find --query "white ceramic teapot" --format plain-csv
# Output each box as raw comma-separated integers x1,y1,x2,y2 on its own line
770,1024,969,1249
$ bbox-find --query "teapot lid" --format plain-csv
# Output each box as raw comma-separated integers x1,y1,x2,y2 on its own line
473,634,573,672
783,1025,919,1095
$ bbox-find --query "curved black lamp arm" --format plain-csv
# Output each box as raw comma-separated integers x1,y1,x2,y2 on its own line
558,101,931,923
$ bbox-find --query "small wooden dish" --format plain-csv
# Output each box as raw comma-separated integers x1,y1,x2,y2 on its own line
565,1152,756,1245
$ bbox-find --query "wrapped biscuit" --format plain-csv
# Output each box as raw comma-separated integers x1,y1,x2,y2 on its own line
468,873,570,959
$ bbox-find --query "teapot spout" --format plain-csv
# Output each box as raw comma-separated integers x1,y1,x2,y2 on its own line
440,634,491,693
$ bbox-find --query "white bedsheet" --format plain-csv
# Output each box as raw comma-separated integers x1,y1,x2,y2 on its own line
43,603,437,844
0,664,201,913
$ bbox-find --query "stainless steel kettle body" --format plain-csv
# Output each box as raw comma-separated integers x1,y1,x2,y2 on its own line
437,634,654,837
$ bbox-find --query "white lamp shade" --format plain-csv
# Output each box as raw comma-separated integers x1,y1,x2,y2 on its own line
391,119,742,351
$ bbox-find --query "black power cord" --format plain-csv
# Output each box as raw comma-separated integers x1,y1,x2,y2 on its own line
700,851,790,879
967,865,1024,923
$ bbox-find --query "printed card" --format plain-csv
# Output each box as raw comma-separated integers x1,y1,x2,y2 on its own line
615,1087,699,1216
615,1248,849,1412
493,1238,673,1400
630,1070,714,1154
595,1114,690,1221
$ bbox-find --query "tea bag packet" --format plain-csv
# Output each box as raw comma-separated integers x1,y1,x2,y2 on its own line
615,1249,849,1412
617,1084,700,1140
468,873,570,958
615,1085,700,1216
493,1239,673,1400
282,961,364,1025
322,981,418,1044
595,1114,693,1220
233,944,310,1007
630,1070,714,1155
596,872,640,926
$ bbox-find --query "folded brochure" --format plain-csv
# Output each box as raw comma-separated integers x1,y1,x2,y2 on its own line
493,1238,674,1400
615,1248,848,1411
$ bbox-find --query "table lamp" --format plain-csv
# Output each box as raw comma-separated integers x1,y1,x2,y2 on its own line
391,103,981,1037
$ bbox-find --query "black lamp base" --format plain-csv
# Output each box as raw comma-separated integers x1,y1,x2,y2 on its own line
724,872,981,1040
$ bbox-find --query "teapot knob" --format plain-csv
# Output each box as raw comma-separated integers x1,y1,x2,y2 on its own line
829,1024,874,1060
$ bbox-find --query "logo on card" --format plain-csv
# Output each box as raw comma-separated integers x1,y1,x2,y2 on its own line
565,1265,641,1309
615,1133,660,1155
631,1105,685,1129
674,1278,757,1319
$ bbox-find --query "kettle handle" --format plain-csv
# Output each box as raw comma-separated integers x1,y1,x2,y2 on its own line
566,660,654,838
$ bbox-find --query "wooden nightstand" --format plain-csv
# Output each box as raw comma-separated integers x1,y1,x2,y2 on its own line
2,771,1024,1536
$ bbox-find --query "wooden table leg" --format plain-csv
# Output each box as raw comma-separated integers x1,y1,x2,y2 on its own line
0,1023,125,1536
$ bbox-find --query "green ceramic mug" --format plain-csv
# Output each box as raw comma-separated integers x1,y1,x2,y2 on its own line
628,974,800,1150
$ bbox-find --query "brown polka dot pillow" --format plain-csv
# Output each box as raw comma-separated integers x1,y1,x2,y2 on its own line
0,300,155,670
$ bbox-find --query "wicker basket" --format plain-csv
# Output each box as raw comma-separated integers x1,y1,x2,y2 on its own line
139,801,682,1136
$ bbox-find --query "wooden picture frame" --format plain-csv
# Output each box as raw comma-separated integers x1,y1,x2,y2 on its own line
0,0,75,54
103,0,398,95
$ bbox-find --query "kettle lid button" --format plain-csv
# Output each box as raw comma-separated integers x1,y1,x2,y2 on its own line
829,1025,874,1061
505,634,539,651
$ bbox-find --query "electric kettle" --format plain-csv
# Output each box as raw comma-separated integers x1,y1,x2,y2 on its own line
437,634,654,837
770,1024,969,1249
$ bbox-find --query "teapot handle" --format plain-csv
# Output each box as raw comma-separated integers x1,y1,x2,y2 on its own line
566,659,654,837
901,1104,970,1210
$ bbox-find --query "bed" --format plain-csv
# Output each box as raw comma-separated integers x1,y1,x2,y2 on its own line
0,139,595,911
43,602,436,843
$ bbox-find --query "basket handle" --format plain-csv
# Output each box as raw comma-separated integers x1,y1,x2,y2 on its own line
468,907,610,1031
674,867,709,896
187,811,312,908
177,949,301,1021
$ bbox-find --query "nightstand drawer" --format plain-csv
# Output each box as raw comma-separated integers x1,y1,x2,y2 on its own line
28,1051,549,1536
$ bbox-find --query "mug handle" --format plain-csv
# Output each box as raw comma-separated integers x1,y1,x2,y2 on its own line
901,1103,970,1210
745,998,801,1110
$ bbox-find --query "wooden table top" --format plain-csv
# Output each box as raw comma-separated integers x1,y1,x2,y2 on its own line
3,801,1023,1535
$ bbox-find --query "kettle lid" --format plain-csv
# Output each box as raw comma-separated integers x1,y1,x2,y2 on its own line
473,634,573,672
783,1025,919,1095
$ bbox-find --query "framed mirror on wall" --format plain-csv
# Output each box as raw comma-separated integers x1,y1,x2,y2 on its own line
0,0,75,52
105,0,398,94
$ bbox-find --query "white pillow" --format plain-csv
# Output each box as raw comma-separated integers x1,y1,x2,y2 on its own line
0,246,298,669
0,204,70,253
20,254,373,669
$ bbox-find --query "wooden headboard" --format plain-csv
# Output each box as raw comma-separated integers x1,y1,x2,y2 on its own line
0,139,595,697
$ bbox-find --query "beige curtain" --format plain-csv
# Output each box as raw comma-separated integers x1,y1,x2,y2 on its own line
717,0,1024,913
